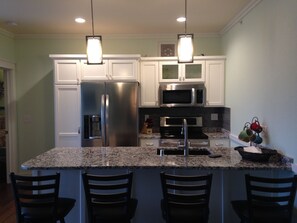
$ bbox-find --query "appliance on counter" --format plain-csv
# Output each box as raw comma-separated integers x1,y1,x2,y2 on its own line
81,81,139,147
159,116,209,147
159,83,205,107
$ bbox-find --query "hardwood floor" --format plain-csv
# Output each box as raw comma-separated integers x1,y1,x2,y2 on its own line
0,182,16,223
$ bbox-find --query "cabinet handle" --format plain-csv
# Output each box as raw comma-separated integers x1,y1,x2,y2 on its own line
145,143,154,146
78,127,80,134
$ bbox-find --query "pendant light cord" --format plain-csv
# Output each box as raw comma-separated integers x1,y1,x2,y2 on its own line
90,0,95,36
185,0,187,34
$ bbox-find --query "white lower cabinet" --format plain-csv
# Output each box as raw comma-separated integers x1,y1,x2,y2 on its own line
209,138,230,148
54,85,81,147
139,138,160,147
205,60,225,106
140,61,159,107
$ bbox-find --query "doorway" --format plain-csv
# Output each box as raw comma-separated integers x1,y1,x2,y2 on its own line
0,59,17,184
0,68,6,183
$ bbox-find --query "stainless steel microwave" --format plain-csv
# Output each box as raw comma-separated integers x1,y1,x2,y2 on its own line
159,83,205,107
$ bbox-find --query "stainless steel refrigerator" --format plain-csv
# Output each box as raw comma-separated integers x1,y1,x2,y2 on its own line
81,81,139,147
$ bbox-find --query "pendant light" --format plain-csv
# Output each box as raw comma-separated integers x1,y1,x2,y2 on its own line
86,0,103,64
177,0,194,63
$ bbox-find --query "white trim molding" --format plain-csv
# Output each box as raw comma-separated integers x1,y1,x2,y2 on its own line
220,0,263,35
0,59,18,181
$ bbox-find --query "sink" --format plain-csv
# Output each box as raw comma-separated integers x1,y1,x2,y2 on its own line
157,147,211,156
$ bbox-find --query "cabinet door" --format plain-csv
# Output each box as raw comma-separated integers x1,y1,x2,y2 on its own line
55,85,81,147
140,62,158,107
81,60,108,80
209,139,230,148
205,60,225,106
159,61,181,82
139,138,159,147
108,59,138,80
54,60,80,84
183,61,205,82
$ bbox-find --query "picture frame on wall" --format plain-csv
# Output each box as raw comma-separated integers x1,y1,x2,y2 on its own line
159,43,176,57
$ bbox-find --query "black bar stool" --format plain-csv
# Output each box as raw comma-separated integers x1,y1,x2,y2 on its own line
160,172,213,223
10,172,76,223
231,174,297,223
82,171,138,223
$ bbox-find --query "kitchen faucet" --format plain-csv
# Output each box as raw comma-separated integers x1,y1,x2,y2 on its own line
181,118,189,156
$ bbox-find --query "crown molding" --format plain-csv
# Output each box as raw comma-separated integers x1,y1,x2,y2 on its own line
220,0,263,35
14,32,220,40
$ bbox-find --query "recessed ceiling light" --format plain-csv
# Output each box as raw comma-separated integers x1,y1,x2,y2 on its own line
75,17,86,24
177,17,186,22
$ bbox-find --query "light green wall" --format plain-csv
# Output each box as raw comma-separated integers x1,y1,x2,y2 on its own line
14,35,222,168
0,30,15,62
222,0,297,159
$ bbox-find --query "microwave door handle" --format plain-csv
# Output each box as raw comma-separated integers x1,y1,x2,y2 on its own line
191,88,196,106
101,94,106,146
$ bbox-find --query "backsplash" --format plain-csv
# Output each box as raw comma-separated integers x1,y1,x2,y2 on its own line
139,107,230,133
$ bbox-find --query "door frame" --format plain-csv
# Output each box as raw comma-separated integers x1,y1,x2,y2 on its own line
0,58,17,183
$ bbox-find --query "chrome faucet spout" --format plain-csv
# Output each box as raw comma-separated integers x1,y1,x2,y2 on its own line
182,118,189,156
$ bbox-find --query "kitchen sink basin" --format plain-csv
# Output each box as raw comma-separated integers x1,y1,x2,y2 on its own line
157,147,211,156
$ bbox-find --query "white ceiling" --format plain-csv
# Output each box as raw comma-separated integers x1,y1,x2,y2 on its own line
0,0,256,36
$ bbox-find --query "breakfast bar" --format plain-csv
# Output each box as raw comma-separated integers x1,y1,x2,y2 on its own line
21,147,293,223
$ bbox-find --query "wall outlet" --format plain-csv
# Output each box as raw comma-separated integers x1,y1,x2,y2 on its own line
211,113,218,121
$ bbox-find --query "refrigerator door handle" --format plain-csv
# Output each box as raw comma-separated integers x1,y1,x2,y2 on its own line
101,94,106,146
105,94,109,146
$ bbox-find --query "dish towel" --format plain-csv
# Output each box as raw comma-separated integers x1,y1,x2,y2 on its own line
243,146,262,154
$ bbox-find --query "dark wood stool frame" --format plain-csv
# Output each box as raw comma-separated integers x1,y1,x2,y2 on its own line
232,174,297,223
160,172,213,223
10,172,75,223
82,171,138,223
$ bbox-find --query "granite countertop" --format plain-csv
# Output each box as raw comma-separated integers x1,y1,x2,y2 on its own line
21,147,292,171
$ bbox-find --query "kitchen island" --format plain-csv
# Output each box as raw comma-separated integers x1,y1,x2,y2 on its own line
22,147,293,223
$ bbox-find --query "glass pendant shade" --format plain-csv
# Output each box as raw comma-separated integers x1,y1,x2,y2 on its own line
177,34,194,63
86,36,103,64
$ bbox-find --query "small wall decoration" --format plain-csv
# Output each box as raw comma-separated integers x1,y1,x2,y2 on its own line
160,43,176,57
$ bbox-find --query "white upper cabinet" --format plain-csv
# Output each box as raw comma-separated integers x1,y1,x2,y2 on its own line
205,60,225,106
81,57,139,81
81,60,108,80
51,54,140,82
54,60,80,85
159,60,205,83
108,59,138,80
140,61,159,107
